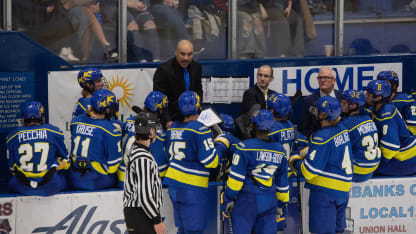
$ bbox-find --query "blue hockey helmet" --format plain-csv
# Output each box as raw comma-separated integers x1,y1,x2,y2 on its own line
341,90,366,108
316,96,342,121
77,67,103,89
377,70,399,87
219,113,235,132
144,91,168,113
267,93,292,117
252,109,274,131
91,89,118,114
179,91,200,116
22,101,44,121
365,80,391,99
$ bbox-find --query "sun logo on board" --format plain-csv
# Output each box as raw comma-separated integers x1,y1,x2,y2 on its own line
108,75,134,110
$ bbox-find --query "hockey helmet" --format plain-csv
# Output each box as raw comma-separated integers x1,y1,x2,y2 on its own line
179,91,200,116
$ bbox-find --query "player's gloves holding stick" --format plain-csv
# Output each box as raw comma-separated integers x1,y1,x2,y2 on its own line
288,153,306,173
220,191,234,219
215,133,232,153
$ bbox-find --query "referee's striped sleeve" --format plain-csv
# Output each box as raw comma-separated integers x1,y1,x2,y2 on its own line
134,157,162,223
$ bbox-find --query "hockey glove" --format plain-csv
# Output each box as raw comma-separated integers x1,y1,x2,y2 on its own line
220,191,234,219
288,154,304,172
57,158,70,170
215,133,232,153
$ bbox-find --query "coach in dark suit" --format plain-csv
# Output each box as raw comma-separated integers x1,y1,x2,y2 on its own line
300,67,341,138
153,40,203,125
237,65,276,139
242,65,276,114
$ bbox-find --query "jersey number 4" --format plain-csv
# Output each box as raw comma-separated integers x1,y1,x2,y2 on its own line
309,146,352,175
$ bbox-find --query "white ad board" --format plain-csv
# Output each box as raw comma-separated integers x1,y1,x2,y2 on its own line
48,68,155,148
0,190,177,234
348,177,416,234
254,62,403,96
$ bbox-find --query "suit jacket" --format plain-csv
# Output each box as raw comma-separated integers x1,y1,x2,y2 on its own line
153,57,203,121
299,89,342,138
242,84,276,114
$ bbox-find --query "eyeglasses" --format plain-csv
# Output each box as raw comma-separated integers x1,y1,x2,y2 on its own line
258,73,271,78
317,76,335,80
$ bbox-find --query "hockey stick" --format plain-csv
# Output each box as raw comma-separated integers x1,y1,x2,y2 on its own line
293,125,303,234
197,108,234,233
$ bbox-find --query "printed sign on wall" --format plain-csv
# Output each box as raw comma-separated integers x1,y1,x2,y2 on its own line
348,177,416,234
257,63,403,96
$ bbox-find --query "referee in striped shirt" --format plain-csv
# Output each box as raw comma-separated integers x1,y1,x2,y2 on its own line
123,112,166,234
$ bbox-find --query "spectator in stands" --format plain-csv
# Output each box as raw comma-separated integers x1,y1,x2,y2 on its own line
261,0,305,57
6,101,70,196
237,65,276,139
349,38,379,56
65,0,118,63
69,89,122,190
126,0,161,62
12,0,80,62
153,40,203,127
299,66,341,138
150,0,191,60
236,0,266,59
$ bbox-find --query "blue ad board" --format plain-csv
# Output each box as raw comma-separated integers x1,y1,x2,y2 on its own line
0,72,35,133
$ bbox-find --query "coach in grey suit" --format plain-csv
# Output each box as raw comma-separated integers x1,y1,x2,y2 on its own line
300,67,341,138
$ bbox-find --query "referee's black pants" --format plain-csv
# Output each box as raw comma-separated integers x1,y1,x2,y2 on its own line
124,207,156,234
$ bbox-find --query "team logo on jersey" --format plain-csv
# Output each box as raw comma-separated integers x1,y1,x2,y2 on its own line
322,101,327,107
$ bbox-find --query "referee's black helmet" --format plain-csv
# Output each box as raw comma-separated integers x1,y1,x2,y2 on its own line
134,112,160,135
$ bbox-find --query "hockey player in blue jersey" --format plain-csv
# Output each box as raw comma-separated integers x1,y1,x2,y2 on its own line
266,93,308,232
164,91,231,234
340,90,381,182
289,96,353,234
211,113,241,182
118,91,169,187
365,80,416,176
377,70,416,134
6,101,70,196
221,109,289,234
73,67,106,117
268,93,309,159
69,89,122,190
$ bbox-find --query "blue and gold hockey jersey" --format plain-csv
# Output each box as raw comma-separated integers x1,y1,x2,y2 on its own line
72,97,91,117
117,116,169,183
373,103,416,176
163,120,221,190
340,115,381,182
391,93,416,134
297,124,353,198
70,114,122,175
269,120,309,177
269,120,309,158
6,124,69,182
224,138,289,202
